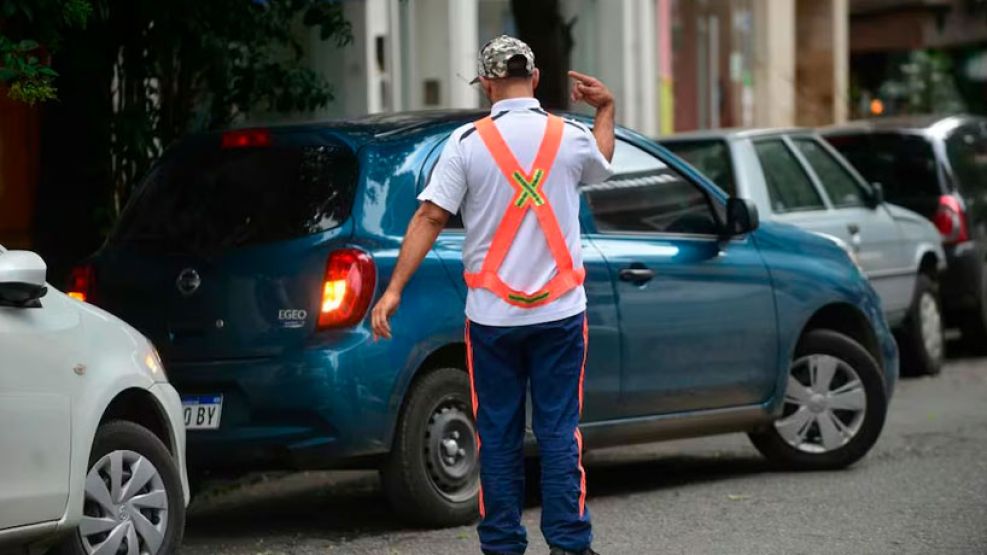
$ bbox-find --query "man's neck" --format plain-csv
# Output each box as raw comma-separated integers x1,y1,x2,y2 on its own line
490,87,535,104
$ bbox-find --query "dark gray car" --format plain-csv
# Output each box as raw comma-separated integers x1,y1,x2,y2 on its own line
822,115,987,353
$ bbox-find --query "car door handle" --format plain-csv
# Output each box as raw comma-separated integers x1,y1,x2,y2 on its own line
847,223,860,235
619,267,655,283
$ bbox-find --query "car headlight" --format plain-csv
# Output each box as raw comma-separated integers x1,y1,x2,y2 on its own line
143,344,168,382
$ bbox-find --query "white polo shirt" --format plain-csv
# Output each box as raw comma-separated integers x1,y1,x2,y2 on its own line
419,97,613,327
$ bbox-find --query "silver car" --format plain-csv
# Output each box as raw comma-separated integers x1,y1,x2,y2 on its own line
661,129,946,376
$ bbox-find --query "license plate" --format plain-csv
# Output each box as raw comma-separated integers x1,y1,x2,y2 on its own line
182,395,223,430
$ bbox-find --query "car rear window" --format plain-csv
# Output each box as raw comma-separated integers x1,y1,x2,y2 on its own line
661,139,736,196
112,138,358,253
945,124,987,196
824,133,941,203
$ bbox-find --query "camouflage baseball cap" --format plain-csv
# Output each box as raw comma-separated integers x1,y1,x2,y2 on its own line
471,35,535,84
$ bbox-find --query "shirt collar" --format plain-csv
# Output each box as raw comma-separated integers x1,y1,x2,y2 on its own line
490,97,541,114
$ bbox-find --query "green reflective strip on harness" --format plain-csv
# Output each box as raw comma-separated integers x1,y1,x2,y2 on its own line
512,169,545,207
507,290,551,304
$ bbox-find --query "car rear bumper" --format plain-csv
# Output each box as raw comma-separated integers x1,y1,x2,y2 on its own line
167,336,392,472
941,241,982,316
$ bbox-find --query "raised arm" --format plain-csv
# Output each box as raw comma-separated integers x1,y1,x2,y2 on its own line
568,70,615,162
371,201,450,340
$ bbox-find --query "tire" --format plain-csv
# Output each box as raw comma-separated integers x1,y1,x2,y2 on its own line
958,272,987,354
59,421,186,555
381,367,480,527
749,329,888,470
897,274,944,376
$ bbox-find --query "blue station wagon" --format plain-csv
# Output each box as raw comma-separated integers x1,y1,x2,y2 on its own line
70,111,899,526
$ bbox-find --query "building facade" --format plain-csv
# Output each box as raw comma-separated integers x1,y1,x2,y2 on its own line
0,0,854,250
284,0,850,135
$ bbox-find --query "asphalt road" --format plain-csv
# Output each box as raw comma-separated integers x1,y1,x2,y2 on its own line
182,347,987,555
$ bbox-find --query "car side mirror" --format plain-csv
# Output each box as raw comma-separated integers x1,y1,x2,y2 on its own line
725,197,759,236
870,182,885,206
0,250,48,308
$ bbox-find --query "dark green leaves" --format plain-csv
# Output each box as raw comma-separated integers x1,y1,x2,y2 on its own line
0,0,93,104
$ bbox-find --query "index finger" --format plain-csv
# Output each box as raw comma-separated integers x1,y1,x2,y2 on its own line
568,70,598,85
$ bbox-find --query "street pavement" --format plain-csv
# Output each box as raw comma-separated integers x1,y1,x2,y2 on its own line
182,345,987,555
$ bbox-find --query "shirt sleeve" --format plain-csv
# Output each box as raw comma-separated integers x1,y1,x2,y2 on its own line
576,128,614,185
418,134,468,215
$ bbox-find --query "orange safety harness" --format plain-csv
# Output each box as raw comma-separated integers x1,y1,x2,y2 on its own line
464,113,585,308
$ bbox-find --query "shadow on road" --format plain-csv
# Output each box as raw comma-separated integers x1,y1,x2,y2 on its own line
185,451,772,543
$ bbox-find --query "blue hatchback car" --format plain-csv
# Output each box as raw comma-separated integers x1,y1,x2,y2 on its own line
71,111,898,527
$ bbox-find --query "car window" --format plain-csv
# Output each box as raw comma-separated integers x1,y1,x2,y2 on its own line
660,139,736,196
753,139,824,213
792,137,866,208
946,124,987,196
825,132,941,202
113,138,358,253
421,138,465,230
583,140,719,235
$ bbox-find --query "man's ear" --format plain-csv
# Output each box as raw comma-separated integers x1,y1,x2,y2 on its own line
479,77,494,100
531,68,540,91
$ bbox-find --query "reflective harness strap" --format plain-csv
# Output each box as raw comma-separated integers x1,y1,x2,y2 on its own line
464,113,585,308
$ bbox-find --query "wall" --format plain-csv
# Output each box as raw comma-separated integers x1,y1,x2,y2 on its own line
795,0,848,126
752,0,795,127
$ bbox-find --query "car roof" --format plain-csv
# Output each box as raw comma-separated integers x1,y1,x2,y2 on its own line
822,114,984,137
221,109,484,146
227,109,600,147
657,127,810,142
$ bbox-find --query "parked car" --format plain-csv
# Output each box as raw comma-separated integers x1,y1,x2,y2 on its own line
660,129,946,376
0,246,188,554
822,115,987,352
69,113,898,527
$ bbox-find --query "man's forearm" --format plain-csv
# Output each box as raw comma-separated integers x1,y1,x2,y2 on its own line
386,209,445,295
593,102,616,162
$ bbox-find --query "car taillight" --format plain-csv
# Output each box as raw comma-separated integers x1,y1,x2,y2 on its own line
67,264,95,302
318,249,376,329
221,128,271,149
933,194,969,245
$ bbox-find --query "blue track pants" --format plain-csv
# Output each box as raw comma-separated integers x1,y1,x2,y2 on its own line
466,312,591,555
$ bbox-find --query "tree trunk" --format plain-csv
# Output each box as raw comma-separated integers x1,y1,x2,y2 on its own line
510,0,574,110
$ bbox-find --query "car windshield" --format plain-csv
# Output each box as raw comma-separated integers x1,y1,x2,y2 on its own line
111,138,359,253
661,139,736,195
824,133,940,204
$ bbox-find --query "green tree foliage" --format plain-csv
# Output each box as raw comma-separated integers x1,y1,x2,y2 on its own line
94,0,352,213
0,0,92,104
879,50,966,115
13,0,350,222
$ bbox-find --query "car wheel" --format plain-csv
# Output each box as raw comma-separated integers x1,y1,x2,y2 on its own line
59,421,185,555
381,367,480,527
748,329,888,470
898,274,944,376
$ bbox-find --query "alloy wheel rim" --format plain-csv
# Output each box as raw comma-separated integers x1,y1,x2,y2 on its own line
80,450,169,555
919,292,944,363
423,396,480,503
775,354,867,454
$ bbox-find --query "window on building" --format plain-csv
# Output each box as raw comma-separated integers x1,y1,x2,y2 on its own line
583,140,719,235
792,137,866,208
753,139,824,213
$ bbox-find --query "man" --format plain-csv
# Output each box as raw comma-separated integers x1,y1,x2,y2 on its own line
371,35,615,555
